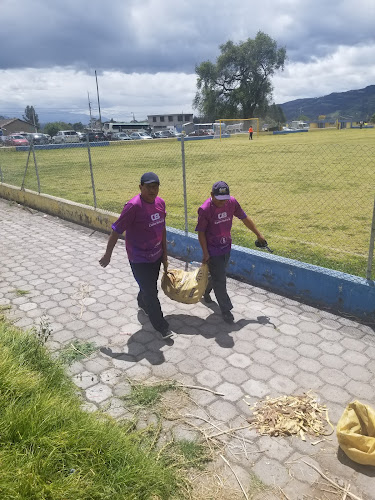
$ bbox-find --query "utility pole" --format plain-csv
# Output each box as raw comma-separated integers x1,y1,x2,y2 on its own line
32,108,37,132
95,70,103,131
87,91,93,129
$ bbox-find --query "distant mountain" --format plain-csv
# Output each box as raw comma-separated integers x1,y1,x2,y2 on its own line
279,85,375,122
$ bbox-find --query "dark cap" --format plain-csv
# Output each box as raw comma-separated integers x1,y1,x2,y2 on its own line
140,172,160,185
212,181,230,200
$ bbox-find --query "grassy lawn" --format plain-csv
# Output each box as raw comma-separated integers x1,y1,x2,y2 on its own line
0,315,185,499
1,128,374,277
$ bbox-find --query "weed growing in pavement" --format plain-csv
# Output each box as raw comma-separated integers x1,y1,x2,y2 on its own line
59,340,97,365
0,305,11,312
14,289,30,296
124,380,177,407
31,314,53,345
172,439,212,469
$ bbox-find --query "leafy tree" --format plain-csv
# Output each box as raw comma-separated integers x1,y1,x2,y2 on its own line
43,121,73,138
266,103,286,124
370,113,375,123
72,122,84,131
194,31,286,120
23,106,40,130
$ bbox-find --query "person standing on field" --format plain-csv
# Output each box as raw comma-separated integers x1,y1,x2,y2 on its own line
99,172,172,340
195,181,266,323
248,126,253,140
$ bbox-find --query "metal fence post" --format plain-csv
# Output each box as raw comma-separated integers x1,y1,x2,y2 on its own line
31,143,41,193
180,135,190,269
366,196,375,280
21,143,32,190
0,164,3,183
86,134,97,208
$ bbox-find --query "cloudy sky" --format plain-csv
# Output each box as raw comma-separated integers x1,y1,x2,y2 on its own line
1,0,374,123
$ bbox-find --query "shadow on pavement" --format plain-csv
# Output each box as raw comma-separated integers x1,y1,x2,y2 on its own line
337,447,375,477
164,312,272,348
100,324,173,366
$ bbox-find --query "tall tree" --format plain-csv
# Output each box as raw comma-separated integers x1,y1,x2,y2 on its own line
23,106,40,130
43,121,73,138
194,31,286,120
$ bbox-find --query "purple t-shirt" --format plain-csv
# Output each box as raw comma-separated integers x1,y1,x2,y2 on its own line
195,197,247,256
112,194,166,263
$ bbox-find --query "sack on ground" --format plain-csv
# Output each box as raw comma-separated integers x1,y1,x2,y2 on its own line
161,264,208,304
336,400,375,466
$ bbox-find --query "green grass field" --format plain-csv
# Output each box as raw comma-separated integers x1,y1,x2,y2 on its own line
1,127,374,277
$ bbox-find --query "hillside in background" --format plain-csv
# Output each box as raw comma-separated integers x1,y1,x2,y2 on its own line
279,85,375,122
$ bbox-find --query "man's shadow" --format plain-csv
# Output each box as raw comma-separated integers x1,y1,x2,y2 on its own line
100,312,173,366
100,308,274,362
164,310,273,348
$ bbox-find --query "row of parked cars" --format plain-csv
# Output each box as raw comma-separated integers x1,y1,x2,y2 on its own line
0,129,183,147
0,133,52,147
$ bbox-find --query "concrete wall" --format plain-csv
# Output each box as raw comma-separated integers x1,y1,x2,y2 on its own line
1,183,374,322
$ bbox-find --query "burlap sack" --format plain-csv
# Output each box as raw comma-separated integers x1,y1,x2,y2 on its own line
161,264,208,304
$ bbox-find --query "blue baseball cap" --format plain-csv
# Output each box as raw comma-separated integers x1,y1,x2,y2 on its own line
140,172,160,184
212,181,230,200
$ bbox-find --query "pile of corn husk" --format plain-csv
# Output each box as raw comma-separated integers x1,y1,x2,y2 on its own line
244,393,333,441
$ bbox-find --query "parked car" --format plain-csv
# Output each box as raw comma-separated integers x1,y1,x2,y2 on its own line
165,129,182,137
130,132,153,140
151,131,171,139
52,130,80,144
4,134,29,146
111,132,132,141
77,131,107,142
26,133,49,145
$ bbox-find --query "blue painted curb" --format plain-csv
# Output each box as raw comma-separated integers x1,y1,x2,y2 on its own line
273,130,309,135
166,227,375,322
16,142,110,151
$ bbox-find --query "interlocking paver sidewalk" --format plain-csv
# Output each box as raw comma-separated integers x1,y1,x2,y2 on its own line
1,197,374,499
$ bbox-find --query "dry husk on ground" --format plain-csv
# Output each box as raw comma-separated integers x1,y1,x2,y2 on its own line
245,393,333,440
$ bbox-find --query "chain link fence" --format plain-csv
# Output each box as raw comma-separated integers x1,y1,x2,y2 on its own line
1,130,374,281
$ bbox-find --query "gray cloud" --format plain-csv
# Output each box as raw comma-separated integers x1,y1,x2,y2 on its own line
1,0,374,72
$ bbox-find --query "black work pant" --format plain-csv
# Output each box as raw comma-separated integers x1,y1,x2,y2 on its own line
130,258,167,331
205,252,233,313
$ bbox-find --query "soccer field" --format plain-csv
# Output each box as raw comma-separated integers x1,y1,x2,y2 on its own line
1,127,374,277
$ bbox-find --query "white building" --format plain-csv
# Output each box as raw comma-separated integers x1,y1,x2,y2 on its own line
147,113,193,132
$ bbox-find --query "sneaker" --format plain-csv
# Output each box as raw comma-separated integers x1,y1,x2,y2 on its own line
222,310,234,323
159,329,174,340
203,292,213,304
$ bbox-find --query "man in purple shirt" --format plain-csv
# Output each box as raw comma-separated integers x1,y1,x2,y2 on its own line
99,172,172,339
195,181,266,323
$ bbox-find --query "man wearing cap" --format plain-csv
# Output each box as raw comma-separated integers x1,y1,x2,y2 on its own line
99,172,172,339
195,181,266,323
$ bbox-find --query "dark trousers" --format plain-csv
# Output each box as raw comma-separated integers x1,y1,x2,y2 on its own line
205,252,233,313
249,132,253,140
130,258,167,331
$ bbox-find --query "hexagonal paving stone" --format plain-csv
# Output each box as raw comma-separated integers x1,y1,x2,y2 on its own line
73,371,98,389
216,382,244,402
196,369,222,388
227,352,252,368
207,400,238,422
85,383,113,403
252,457,290,487
241,379,270,398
